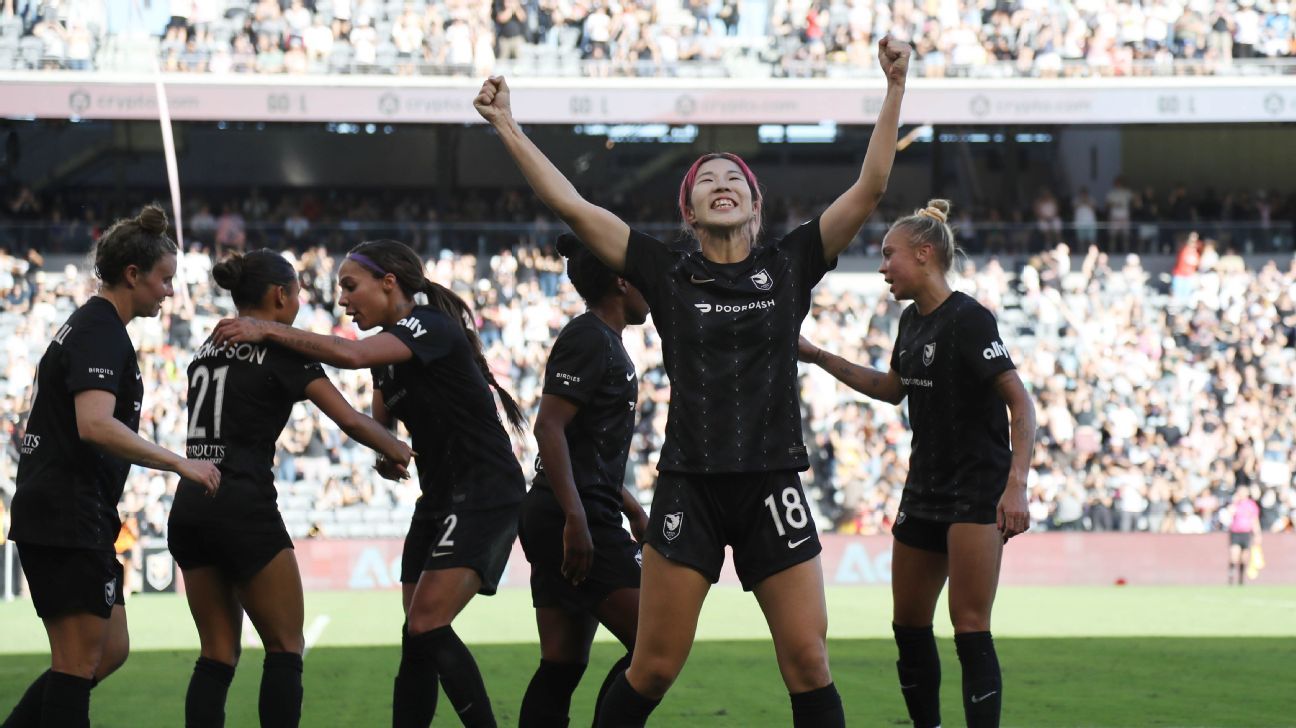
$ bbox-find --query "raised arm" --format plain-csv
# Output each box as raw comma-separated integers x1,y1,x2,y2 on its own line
799,336,905,405
819,36,910,261
210,319,413,370
74,390,221,493
474,76,631,272
993,369,1037,541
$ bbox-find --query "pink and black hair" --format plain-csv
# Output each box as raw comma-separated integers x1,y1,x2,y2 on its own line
677,152,763,243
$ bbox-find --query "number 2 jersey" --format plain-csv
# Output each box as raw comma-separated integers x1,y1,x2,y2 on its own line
10,296,144,551
169,335,326,531
891,291,1016,522
373,305,525,517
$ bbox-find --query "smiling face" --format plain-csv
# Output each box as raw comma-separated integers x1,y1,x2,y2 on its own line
680,155,761,242
129,253,177,318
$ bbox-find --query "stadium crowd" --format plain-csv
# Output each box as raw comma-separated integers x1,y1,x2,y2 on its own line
1,0,1294,75
6,182,1296,256
2,216,1296,545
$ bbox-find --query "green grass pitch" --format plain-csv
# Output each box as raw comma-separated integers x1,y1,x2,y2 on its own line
2,586,1292,726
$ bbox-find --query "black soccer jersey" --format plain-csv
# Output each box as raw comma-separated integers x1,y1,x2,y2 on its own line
372,306,525,515
532,312,637,511
621,217,834,474
168,336,327,531
9,297,144,550
890,291,1016,522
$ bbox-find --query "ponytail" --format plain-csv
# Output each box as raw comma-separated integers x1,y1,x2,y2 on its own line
422,277,527,436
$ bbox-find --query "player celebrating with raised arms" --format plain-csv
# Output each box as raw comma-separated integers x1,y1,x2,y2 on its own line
475,37,909,727
211,239,526,728
799,200,1037,728
4,206,222,728
518,234,650,728
168,250,414,728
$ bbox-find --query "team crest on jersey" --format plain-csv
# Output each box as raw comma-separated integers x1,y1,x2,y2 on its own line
146,551,175,591
104,579,116,606
750,269,773,291
663,512,684,542
922,343,936,367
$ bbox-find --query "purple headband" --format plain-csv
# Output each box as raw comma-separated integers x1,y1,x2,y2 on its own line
346,253,387,276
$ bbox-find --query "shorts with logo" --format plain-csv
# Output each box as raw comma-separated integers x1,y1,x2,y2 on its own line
400,501,520,595
16,543,124,619
168,518,295,583
892,501,999,555
519,486,641,612
647,470,821,591
1229,532,1254,549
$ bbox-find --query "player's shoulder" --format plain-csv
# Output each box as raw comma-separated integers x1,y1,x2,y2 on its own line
947,292,995,323
555,313,616,352
393,305,460,338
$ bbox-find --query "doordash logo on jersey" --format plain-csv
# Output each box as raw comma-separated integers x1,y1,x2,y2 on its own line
693,300,775,315
982,340,1010,360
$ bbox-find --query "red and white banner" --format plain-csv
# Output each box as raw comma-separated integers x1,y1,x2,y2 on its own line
2,72,1295,125
288,533,1296,591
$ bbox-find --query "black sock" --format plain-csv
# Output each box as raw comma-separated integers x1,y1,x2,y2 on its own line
185,657,236,728
894,624,942,728
259,652,304,728
955,631,1002,728
393,625,439,728
789,683,845,728
40,671,93,728
2,669,49,728
420,626,496,727
518,659,587,728
591,653,633,728
594,672,660,728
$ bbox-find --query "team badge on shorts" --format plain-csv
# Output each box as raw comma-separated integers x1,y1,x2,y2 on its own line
663,512,684,542
104,579,116,607
146,551,175,591
896,511,907,526
923,343,936,366
634,545,644,568
750,269,773,291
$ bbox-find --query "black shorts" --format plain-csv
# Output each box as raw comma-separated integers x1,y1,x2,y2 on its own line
519,487,641,612
168,519,295,584
647,471,821,591
400,502,520,596
892,513,954,555
16,543,124,620
1230,532,1254,549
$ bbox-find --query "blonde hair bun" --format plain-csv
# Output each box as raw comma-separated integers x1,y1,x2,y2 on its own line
918,199,951,224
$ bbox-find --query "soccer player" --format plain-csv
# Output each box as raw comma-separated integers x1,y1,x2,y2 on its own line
168,250,414,728
799,199,1038,728
211,239,527,728
4,206,222,727
475,37,910,727
518,234,650,728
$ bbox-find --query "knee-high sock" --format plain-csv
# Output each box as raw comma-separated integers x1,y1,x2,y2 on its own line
259,652,303,728
518,659,587,728
185,658,236,728
790,683,845,728
591,653,633,728
2,670,49,728
955,631,1001,728
594,671,660,728
41,671,93,728
393,626,439,728
894,624,941,728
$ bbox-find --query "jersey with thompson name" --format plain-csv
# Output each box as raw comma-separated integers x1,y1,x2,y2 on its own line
372,306,525,516
168,336,327,531
891,291,1015,521
533,312,638,511
9,296,144,550
622,217,834,473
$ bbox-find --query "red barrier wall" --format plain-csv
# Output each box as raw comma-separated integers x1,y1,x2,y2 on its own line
290,533,1296,591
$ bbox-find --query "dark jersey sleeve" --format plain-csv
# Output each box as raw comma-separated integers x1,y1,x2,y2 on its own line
542,324,610,406
63,322,132,396
956,305,1016,382
386,309,457,365
271,350,328,402
621,230,676,310
779,215,836,289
